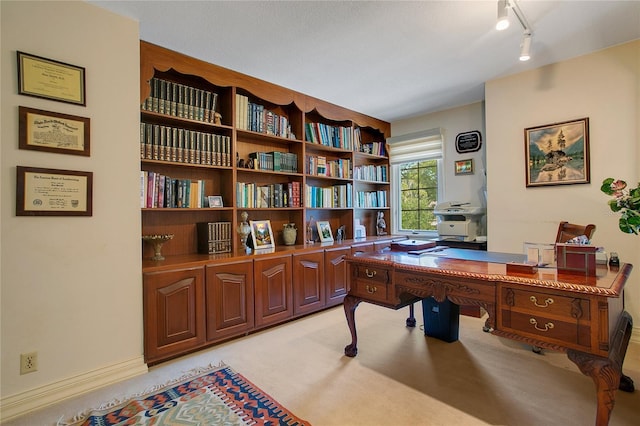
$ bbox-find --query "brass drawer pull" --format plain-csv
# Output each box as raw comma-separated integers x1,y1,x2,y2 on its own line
365,285,377,294
529,318,554,332
530,295,554,308
365,269,376,278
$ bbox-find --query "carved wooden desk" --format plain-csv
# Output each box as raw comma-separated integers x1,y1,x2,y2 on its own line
344,249,634,426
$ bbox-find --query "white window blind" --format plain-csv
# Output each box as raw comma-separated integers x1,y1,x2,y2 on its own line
387,128,443,165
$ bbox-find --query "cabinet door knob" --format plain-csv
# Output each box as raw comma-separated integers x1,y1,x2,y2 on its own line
365,269,376,278
529,318,554,332
530,295,554,308
365,285,377,294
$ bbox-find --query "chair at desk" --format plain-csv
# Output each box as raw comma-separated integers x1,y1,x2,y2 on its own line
555,221,596,243
530,221,596,355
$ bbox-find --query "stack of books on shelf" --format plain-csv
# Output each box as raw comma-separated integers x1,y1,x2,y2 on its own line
304,122,352,150
248,151,298,173
236,181,301,208
305,155,351,178
141,171,207,209
142,77,218,123
355,190,388,208
140,123,231,166
305,183,353,208
353,164,388,182
235,94,291,138
361,142,386,156
196,222,232,254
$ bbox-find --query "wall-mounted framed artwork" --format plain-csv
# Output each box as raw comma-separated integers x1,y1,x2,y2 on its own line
249,220,274,250
19,106,90,156
525,117,590,187
454,159,474,175
317,220,334,242
16,166,93,216
17,51,86,106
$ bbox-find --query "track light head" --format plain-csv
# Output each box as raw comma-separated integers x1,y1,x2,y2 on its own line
496,0,510,31
519,31,532,61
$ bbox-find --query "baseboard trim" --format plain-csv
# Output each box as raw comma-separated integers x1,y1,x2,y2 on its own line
0,356,148,422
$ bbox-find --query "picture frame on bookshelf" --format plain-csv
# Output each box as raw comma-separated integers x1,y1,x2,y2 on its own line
207,195,223,208
17,51,86,106
317,221,334,242
19,106,90,156
250,220,275,250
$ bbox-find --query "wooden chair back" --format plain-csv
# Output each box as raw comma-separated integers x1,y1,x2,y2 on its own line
555,221,596,243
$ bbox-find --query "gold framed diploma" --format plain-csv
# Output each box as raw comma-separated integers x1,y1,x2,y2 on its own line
16,166,93,216
19,107,90,156
17,51,86,106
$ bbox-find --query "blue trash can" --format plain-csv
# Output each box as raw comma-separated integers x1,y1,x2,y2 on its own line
422,297,460,342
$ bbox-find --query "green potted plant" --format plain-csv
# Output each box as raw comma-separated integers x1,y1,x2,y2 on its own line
601,178,640,235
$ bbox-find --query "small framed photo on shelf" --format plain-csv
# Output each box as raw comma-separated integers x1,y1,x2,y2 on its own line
317,221,334,242
454,159,474,175
207,195,223,208
250,220,275,250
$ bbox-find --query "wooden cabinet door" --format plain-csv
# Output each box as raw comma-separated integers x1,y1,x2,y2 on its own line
325,246,350,307
143,266,205,364
293,250,325,315
206,260,254,342
254,255,292,327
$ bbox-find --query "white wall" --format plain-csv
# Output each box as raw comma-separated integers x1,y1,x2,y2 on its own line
485,41,640,338
391,102,487,234
1,1,145,419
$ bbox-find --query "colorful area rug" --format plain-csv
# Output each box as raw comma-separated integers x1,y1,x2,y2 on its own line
59,364,310,425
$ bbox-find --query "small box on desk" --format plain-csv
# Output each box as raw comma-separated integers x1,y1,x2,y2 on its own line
556,243,597,275
391,239,436,252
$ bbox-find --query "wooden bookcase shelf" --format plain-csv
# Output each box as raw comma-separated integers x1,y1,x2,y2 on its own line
139,40,392,364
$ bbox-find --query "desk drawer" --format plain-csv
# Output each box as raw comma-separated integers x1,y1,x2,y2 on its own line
501,287,590,321
351,265,392,303
503,311,591,347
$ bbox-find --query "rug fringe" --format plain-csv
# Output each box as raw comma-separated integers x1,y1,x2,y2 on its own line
56,361,227,426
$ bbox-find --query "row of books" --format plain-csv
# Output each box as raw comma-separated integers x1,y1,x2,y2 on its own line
235,94,292,138
305,122,353,150
140,123,232,166
305,155,352,179
142,77,218,123
353,128,387,156
196,222,232,254
141,171,207,209
354,190,388,208
248,151,298,173
305,183,353,208
353,164,388,182
236,181,301,208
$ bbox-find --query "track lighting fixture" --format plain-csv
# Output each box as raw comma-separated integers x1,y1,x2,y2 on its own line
519,31,532,61
496,0,533,61
496,0,510,31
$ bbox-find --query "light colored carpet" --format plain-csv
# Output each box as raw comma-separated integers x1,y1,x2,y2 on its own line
5,303,640,425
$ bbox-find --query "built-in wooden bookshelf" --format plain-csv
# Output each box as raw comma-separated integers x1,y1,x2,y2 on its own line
140,41,390,258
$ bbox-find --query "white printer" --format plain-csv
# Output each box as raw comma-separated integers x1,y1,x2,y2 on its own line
434,201,485,242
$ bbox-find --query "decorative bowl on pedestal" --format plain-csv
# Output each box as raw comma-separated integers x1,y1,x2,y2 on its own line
142,234,174,261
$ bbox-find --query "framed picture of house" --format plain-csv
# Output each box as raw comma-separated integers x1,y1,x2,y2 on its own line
317,220,333,242
525,117,590,187
249,220,275,250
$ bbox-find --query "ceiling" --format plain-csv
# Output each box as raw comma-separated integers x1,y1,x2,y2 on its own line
89,1,640,123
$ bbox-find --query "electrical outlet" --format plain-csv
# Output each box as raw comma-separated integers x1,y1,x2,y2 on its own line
20,352,38,375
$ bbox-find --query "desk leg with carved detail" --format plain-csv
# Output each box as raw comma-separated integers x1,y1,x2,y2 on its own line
344,294,362,357
567,311,634,426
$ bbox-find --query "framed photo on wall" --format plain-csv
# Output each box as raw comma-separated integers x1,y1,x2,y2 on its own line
525,117,590,187
317,220,334,242
454,159,474,175
249,220,275,250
